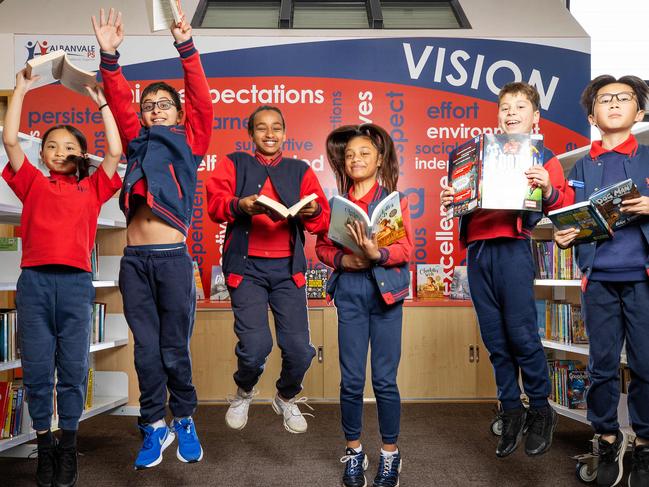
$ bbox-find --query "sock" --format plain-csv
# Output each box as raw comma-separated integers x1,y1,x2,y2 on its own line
150,419,167,430
37,430,55,448
381,448,399,457
60,429,77,449
348,444,363,454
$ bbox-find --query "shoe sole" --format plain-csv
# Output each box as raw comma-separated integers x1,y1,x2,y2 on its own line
177,445,204,463
135,431,175,470
610,430,628,487
271,399,307,434
525,410,559,457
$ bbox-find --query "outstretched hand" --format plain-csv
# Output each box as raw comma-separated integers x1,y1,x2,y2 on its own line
85,84,107,108
171,16,192,44
91,8,124,55
15,69,40,94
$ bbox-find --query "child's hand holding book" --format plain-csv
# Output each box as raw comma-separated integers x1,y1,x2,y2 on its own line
621,196,649,216
345,220,381,262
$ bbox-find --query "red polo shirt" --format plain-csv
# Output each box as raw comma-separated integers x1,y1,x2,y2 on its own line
2,157,122,272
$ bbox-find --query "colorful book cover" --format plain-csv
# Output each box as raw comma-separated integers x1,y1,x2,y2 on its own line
567,369,589,409
535,300,546,339
548,200,612,244
570,306,588,344
210,265,230,301
449,266,470,300
306,268,328,299
416,264,445,299
590,178,641,231
448,136,481,217
0,382,10,437
84,368,94,410
193,261,205,300
0,237,21,252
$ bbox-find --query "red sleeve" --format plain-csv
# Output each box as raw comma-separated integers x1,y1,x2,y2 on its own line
316,233,345,270
299,167,330,236
2,157,40,202
100,53,142,152
88,165,123,204
542,155,573,213
206,156,245,224
180,51,213,157
379,194,413,267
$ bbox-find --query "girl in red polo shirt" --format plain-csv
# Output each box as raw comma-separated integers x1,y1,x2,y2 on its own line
1,70,122,487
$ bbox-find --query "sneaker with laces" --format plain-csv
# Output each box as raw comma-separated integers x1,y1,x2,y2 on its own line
496,407,527,458
629,442,649,487
341,448,369,487
525,405,558,456
225,388,257,430
372,451,402,487
36,435,57,487
134,423,175,470
55,444,77,487
271,394,314,434
172,417,204,463
596,430,628,487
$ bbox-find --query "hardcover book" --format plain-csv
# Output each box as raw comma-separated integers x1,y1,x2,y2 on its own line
590,178,641,231
449,266,470,300
547,201,612,244
210,265,230,301
416,264,445,300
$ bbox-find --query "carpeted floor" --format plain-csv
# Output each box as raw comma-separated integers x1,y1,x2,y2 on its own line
1,402,603,486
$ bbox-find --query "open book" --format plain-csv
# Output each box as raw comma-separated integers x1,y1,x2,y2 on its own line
255,193,318,219
26,50,97,96
328,191,405,253
149,0,184,32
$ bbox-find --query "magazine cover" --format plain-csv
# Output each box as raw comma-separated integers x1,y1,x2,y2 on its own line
416,264,445,299
306,268,329,299
448,136,481,217
590,178,641,231
210,265,230,301
449,266,470,300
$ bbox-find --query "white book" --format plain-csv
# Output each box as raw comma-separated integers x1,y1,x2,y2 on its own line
26,50,97,96
149,0,184,32
328,191,405,253
255,193,318,219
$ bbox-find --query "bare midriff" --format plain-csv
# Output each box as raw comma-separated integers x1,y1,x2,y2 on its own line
126,203,185,246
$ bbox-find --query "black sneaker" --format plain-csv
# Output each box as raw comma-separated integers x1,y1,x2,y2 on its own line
496,407,527,458
372,451,401,487
629,442,649,487
340,448,369,487
36,435,57,487
55,444,78,487
525,405,558,456
596,430,627,487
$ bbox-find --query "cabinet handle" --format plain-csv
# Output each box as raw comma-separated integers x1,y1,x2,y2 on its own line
317,346,324,363
476,345,480,363
469,345,475,363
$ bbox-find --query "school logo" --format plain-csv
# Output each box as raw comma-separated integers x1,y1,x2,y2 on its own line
24,40,96,62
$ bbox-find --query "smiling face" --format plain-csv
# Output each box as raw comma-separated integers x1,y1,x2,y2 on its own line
589,82,644,133
251,109,286,157
344,136,381,185
40,128,83,175
140,89,183,127
498,92,540,134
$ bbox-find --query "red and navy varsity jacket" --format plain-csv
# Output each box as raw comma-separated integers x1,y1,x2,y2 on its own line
206,152,330,288
458,147,570,248
99,38,213,236
316,185,413,305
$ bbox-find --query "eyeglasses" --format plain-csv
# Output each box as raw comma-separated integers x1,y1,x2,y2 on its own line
141,99,176,112
594,92,636,105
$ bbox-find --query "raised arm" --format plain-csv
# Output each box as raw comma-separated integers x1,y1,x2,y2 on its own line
2,70,39,172
85,84,122,178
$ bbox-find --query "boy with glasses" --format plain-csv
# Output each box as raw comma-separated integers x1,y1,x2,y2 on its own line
555,75,649,487
92,8,213,469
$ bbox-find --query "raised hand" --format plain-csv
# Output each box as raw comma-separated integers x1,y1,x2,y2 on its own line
91,8,124,55
171,16,192,44
15,69,40,94
85,84,107,108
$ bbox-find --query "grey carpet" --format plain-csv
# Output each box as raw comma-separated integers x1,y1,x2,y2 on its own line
1,403,600,486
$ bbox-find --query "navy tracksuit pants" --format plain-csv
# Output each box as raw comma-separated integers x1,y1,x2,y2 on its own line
229,257,315,399
16,266,94,431
334,271,403,445
467,238,550,411
120,244,197,424
583,280,649,439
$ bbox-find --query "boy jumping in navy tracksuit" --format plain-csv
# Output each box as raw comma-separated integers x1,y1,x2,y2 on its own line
441,82,571,458
206,106,330,434
93,8,212,468
555,75,649,487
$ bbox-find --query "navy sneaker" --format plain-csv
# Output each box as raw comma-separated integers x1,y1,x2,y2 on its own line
596,430,627,487
134,423,175,469
172,417,204,463
629,442,649,487
340,448,369,487
372,451,402,487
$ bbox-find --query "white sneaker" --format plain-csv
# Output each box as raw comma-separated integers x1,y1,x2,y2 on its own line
225,388,257,430
271,394,314,434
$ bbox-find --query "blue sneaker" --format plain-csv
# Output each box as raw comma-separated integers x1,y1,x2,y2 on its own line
172,417,204,463
341,448,369,487
372,451,402,487
135,424,175,469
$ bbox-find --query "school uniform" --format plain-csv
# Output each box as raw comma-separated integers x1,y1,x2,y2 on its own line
316,183,412,444
2,159,121,430
206,150,330,398
565,135,649,439
100,38,213,424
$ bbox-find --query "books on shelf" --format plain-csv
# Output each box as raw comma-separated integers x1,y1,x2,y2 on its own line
84,368,94,410
0,237,21,252
255,193,318,220
90,244,98,280
536,300,587,345
449,266,470,300
416,264,445,300
447,133,544,217
0,380,25,438
91,303,106,345
532,241,581,280
150,0,184,32
210,265,230,301
328,191,405,253
306,268,329,299
193,261,205,300
548,359,589,410
0,309,18,363
26,50,97,96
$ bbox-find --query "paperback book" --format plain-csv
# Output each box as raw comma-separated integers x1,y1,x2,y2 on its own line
449,266,470,300
210,265,230,301
306,268,329,299
255,193,318,219
149,0,184,32
416,264,445,300
26,50,97,96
